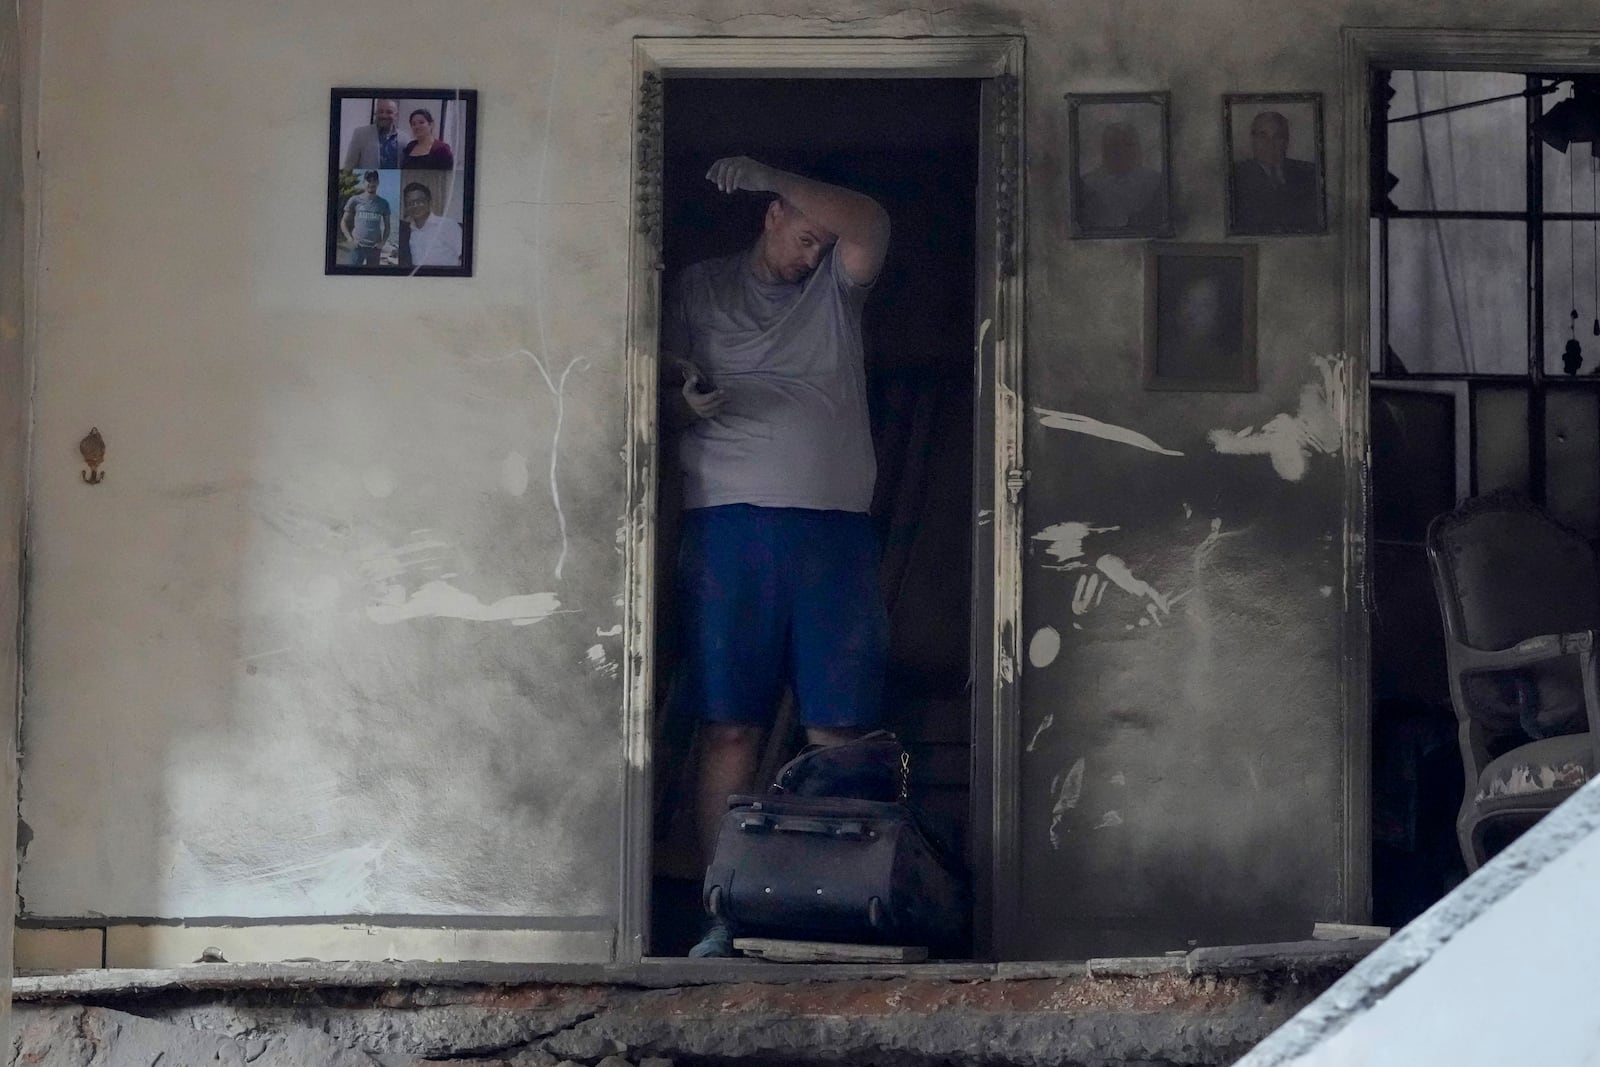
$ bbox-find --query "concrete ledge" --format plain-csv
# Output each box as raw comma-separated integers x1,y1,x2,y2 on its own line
13,969,1353,1067
14,960,998,1000
14,938,1383,1002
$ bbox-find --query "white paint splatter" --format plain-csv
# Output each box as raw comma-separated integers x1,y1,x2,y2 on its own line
585,643,619,678
1070,572,1110,616
367,580,561,626
977,509,993,527
357,538,451,584
1208,354,1345,481
1032,522,1118,569
522,351,589,581
1034,408,1184,456
169,839,391,913
1093,811,1124,830
1182,502,1193,519
1025,714,1055,753
596,624,622,638
1110,772,1127,786
1028,626,1061,668
501,451,530,497
239,647,292,662
363,467,396,498
1094,554,1171,625
1319,585,1334,598
1049,757,1086,849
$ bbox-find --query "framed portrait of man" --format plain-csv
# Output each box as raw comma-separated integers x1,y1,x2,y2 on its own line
325,88,478,276
1224,92,1327,236
1143,243,1258,392
1067,92,1174,239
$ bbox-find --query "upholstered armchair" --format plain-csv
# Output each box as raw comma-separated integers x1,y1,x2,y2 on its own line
1425,491,1600,871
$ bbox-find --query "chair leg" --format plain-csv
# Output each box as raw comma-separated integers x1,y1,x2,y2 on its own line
1458,814,1484,873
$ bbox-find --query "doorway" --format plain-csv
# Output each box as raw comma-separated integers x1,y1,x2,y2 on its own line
1365,60,1600,924
619,37,1026,964
647,76,980,957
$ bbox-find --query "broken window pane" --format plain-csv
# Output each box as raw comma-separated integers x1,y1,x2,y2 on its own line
1386,219,1526,374
1387,70,1527,213
1540,82,1600,213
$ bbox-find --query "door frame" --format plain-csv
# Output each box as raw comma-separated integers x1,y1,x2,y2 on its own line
619,35,1027,962
1342,27,1600,922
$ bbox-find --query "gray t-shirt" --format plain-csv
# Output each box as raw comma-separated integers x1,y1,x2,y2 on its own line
349,192,390,248
669,246,875,513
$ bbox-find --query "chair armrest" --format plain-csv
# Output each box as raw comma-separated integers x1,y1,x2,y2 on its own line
1456,630,1598,673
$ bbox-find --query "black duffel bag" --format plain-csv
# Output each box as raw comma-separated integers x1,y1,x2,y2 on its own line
770,729,909,802
702,792,967,954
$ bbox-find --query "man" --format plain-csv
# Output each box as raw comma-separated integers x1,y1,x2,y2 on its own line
662,156,891,958
343,98,402,171
399,182,462,268
1078,121,1165,232
1230,110,1321,233
340,170,390,267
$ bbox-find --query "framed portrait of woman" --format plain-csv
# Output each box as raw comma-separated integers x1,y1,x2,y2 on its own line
1143,242,1258,392
326,88,478,276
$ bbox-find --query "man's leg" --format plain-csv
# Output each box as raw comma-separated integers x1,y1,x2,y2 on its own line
695,721,763,865
676,506,784,957
789,510,889,737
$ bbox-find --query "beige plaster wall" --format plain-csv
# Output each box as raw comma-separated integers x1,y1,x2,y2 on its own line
15,0,1589,956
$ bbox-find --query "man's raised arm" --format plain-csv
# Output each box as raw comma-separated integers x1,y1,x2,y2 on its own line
705,156,890,286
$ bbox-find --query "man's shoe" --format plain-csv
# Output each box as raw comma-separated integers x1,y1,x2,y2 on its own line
687,920,736,958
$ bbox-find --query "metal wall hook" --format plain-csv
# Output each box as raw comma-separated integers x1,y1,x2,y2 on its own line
79,427,105,484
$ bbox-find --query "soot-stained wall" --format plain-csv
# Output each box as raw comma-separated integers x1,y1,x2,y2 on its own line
15,0,1588,956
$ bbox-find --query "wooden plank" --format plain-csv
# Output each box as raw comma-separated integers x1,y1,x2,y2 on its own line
733,938,928,964
1186,938,1386,976
1085,955,1188,978
1312,921,1392,941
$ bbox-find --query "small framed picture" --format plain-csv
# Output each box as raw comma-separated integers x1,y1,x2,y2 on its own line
1224,92,1327,236
326,88,478,276
1143,242,1258,392
1067,92,1174,239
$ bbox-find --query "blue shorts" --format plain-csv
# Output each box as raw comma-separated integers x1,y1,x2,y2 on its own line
676,504,888,729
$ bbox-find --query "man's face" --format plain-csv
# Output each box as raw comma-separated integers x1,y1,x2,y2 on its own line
404,190,431,225
763,201,834,283
1250,113,1289,167
374,100,398,134
363,174,379,194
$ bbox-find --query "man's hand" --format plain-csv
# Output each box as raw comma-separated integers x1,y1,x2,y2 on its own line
676,358,725,420
706,156,779,195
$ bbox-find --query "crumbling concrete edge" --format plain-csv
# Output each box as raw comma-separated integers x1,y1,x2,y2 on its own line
1235,776,1600,1067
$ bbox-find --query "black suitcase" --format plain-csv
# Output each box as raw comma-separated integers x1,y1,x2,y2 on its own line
702,792,967,953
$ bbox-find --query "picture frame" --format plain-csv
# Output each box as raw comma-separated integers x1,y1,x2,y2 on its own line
326,88,478,276
1067,91,1174,239
1143,242,1258,392
1224,92,1327,237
